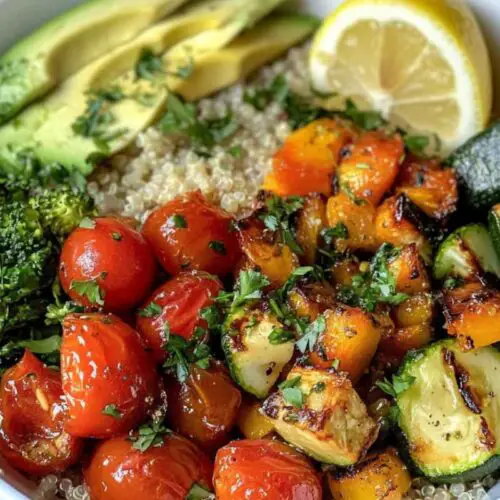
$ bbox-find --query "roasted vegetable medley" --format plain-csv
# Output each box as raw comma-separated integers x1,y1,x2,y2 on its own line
1,114,500,500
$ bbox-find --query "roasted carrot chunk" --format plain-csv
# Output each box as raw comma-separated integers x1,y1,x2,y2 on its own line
288,281,337,321
392,293,434,328
387,244,430,294
295,195,327,265
326,192,378,253
397,155,458,219
337,131,405,206
375,195,431,262
263,119,356,196
443,282,500,350
310,306,382,382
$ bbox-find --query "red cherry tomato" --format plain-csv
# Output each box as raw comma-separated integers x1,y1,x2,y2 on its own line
214,439,323,500
84,433,213,500
142,191,240,277
0,351,83,475
61,313,159,438
165,361,242,451
136,271,222,362
59,217,157,312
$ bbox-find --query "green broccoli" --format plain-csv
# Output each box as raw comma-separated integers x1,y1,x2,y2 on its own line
29,185,97,241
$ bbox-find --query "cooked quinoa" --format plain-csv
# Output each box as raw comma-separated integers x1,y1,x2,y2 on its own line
40,44,499,500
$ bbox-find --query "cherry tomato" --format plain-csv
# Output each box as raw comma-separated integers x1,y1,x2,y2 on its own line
166,361,242,451
136,271,222,362
61,313,159,438
214,439,323,500
85,432,213,500
0,351,83,475
59,217,157,312
142,191,240,277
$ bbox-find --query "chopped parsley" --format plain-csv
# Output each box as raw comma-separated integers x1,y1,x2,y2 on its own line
337,243,409,312
208,240,226,255
72,87,127,147
138,302,162,318
130,421,171,452
268,327,295,345
343,98,385,131
228,145,242,158
112,232,122,241
321,223,348,245
170,214,187,229
162,326,212,383
278,376,304,408
101,404,123,419
341,183,366,206
216,269,270,313
376,373,416,398
260,195,304,255
79,217,95,229
296,315,326,354
135,49,164,81
403,134,430,155
158,92,239,155
173,57,195,80
311,381,326,393
186,483,215,500
70,279,105,306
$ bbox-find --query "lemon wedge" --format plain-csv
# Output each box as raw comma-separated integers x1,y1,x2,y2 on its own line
309,0,492,153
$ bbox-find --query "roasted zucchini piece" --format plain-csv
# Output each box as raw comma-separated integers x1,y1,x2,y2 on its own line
310,306,383,382
394,339,500,483
336,130,405,206
327,447,411,500
375,195,431,263
222,308,294,398
433,224,500,280
488,203,500,261
443,282,500,350
262,366,379,465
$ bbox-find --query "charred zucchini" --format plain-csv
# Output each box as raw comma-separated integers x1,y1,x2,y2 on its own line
433,224,500,280
394,339,500,483
262,366,379,465
222,307,294,399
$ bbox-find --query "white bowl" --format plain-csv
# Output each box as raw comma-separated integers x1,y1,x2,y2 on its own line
0,0,499,498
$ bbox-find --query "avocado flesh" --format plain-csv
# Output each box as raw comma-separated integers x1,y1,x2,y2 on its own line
0,11,318,174
396,340,500,481
0,0,189,125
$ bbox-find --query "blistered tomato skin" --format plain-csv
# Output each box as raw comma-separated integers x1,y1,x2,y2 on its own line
61,313,159,438
59,217,157,312
84,433,213,500
166,361,242,451
0,351,83,476
136,271,222,362
214,439,323,500
142,191,240,277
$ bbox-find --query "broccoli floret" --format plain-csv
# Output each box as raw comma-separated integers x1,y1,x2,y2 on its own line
29,185,96,241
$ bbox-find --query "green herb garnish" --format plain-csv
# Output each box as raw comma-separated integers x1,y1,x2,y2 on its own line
296,315,326,354
102,404,123,419
208,240,226,255
130,421,171,452
138,302,162,318
70,279,105,306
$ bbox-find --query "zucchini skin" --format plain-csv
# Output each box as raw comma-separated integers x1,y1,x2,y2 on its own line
488,205,500,261
393,340,500,483
448,121,500,212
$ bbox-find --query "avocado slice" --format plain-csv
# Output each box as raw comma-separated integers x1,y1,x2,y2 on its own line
0,11,318,174
0,0,190,125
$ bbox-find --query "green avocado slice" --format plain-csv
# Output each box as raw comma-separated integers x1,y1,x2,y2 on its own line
0,0,189,125
0,10,318,174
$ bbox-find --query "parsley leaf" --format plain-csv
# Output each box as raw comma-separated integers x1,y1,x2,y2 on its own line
130,421,171,452
112,232,122,241
138,302,162,318
296,315,326,354
171,214,187,228
102,404,123,419
135,49,164,81
158,92,238,155
404,134,429,155
186,483,215,500
173,57,195,80
70,279,105,306
218,270,270,312
208,240,226,255
260,195,304,255
337,244,409,312
376,373,416,398
321,223,348,245
278,376,304,408
343,98,385,130
268,327,295,345
228,145,242,158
